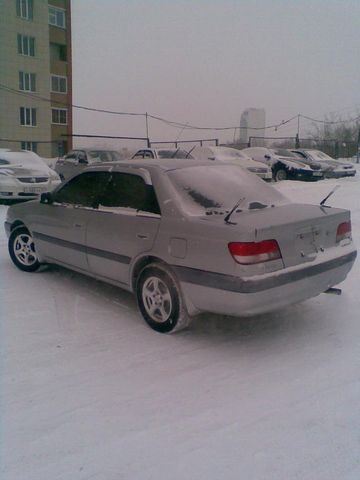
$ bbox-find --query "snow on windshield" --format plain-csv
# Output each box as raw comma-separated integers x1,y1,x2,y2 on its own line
158,149,192,159
271,149,298,158
214,147,247,159
1,153,46,167
308,150,334,160
167,164,287,216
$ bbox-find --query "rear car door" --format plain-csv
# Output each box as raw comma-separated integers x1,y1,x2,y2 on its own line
32,171,111,271
86,170,161,287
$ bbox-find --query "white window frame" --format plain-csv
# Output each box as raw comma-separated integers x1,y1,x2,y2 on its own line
20,107,37,127
16,0,33,20
17,34,35,56
52,108,67,125
19,71,36,92
50,74,67,94
48,5,66,29
21,141,37,152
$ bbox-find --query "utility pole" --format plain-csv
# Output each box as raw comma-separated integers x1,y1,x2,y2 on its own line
295,114,300,148
145,113,150,147
357,127,360,164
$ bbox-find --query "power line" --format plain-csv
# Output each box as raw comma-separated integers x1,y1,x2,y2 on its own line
0,83,144,117
1,81,360,132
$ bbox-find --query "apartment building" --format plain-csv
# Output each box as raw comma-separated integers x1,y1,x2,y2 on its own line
0,0,72,157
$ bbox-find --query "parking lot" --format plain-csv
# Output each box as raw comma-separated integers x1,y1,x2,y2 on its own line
1,171,360,480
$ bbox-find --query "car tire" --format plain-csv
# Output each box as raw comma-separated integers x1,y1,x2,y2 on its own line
8,227,41,272
136,263,191,333
274,169,287,181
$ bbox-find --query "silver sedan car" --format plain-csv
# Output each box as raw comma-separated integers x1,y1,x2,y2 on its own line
4,159,357,333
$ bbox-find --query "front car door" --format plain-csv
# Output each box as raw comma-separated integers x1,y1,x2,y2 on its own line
32,171,111,271
86,170,161,287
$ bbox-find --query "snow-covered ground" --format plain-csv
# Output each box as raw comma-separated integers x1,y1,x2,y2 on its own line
1,172,360,480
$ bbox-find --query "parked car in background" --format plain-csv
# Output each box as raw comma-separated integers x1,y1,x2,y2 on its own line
291,149,356,178
0,149,61,202
5,159,356,333
242,147,324,181
132,148,194,159
55,149,123,181
192,146,272,181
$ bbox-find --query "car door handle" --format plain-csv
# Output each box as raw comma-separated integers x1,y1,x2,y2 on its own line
73,223,83,228
137,234,148,239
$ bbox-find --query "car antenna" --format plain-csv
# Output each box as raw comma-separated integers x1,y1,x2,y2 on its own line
320,185,340,206
224,197,245,225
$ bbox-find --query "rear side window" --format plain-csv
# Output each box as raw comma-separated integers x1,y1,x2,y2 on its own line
0,159,10,165
99,173,160,214
53,171,111,207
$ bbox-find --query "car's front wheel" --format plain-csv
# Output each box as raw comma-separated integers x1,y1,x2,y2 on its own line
274,169,287,181
8,227,41,272
136,263,191,333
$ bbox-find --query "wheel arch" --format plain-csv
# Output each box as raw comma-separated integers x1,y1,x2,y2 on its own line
10,220,26,232
130,255,168,292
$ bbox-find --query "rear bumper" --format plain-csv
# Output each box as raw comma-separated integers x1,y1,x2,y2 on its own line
176,247,356,316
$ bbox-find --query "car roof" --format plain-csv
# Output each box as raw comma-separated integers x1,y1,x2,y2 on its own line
85,157,225,172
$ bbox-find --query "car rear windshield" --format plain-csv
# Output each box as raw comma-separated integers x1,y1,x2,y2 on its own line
167,165,287,216
158,149,193,159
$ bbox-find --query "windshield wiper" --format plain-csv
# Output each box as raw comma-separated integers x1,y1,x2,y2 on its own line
224,197,245,224
320,185,340,206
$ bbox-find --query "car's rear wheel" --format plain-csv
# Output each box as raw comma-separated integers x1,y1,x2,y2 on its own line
274,169,287,181
8,227,41,272
136,263,191,333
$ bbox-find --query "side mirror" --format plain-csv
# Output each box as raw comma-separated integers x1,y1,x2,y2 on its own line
208,156,216,161
264,154,271,160
78,157,88,165
40,192,53,204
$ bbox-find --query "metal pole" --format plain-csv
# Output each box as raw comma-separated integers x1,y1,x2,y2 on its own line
145,112,150,147
295,114,300,147
357,128,360,164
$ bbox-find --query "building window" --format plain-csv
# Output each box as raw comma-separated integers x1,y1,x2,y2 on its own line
20,107,37,126
17,34,35,56
21,141,37,152
50,42,67,61
52,108,67,125
49,5,66,28
16,0,33,20
51,75,67,93
19,72,36,92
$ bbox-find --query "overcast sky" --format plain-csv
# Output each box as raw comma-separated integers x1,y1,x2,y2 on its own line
71,0,360,147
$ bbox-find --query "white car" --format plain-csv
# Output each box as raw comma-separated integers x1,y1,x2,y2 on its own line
192,146,273,181
0,149,61,202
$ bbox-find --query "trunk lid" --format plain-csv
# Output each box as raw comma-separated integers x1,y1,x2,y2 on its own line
231,203,351,268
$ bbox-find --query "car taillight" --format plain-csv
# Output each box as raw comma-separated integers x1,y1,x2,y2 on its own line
228,240,282,265
336,221,351,243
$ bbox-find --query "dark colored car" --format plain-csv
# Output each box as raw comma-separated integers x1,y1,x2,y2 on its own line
242,147,324,182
